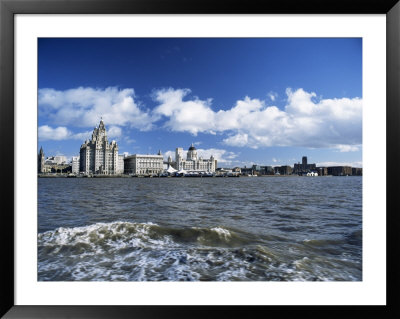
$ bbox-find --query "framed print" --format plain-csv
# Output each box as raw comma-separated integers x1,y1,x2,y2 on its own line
1,0,399,318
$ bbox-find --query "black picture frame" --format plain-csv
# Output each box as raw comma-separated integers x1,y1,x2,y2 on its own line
1,0,399,318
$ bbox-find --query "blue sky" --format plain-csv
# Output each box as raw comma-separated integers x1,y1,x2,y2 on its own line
38,38,362,168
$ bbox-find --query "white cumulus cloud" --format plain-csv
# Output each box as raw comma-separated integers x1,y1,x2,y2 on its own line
153,88,215,135
38,125,71,141
38,125,122,142
70,130,92,141
335,144,360,152
39,87,154,131
107,126,122,139
152,87,362,151
39,86,362,152
268,91,278,101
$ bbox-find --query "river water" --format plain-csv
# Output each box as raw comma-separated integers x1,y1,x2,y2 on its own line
38,176,362,281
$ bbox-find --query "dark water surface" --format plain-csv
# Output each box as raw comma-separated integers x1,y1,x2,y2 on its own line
38,176,362,281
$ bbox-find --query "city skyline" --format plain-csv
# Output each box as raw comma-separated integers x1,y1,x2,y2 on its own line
38,38,362,168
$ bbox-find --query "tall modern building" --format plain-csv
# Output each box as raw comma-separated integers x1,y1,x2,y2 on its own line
173,144,216,172
79,119,119,175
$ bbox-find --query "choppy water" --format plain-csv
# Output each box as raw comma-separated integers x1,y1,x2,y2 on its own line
38,176,362,281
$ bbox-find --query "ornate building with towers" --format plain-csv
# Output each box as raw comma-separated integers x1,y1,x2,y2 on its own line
170,143,216,172
79,119,119,175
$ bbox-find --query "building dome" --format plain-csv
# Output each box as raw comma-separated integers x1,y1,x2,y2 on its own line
186,143,198,161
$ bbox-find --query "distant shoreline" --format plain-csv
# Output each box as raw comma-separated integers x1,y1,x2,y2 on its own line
37,174,350,178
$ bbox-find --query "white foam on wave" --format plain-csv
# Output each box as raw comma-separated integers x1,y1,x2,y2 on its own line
38,221,182,281
38,222,361,281
210,227,231,240
38,221,167,251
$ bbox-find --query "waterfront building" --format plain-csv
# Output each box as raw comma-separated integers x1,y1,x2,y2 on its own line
293,156,316,174
215,168,242,177
316,167,328,176
117,154,125,174
38,148,58,173
216,167,232,173
252,165,262,174
44,157,56,165
327,166,353,176
43,155,68,165
124,151,164,175
71,156,80,174
51,164,71,174
38,146,45,173
54,155,67,164
261,166,274,175
283,165,293,175
241,167,254,175
274,165,293,175
352,167,362,176
79,119,119,175
173,144,216,172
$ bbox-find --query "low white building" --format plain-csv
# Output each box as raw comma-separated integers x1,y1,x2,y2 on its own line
306,172,318,176
54,155,67,164
44,156,67,165
44,158,56,165
124,151,164,175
